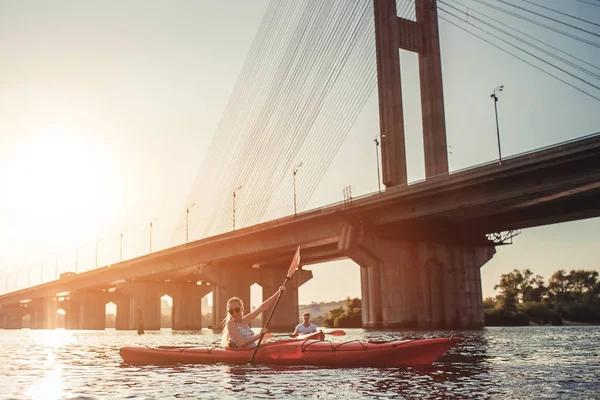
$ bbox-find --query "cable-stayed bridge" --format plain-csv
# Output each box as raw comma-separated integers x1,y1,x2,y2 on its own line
1,0,599,330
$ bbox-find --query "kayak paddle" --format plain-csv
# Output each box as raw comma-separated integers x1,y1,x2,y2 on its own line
248,246,302,365
263,330,345,340
323,329,346,336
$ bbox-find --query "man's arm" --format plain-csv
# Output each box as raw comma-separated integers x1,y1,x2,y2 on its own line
289,325,300,338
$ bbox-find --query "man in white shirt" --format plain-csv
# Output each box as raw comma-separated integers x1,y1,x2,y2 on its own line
290,312,318,337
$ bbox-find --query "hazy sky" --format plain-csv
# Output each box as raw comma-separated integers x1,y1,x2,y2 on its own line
1,0,599,307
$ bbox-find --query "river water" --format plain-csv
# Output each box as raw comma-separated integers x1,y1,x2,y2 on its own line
0,326,598,399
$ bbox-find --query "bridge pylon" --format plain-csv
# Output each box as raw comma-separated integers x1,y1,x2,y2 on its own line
374,0,448,187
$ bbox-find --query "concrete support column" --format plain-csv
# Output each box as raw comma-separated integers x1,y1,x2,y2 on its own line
415,0,449,177
117,283,164,331
211,288,219,329
6,313,23,329
457,247,492,328
376,243,421,327
365,263,383,328
425,259,444,328
74,291,108,330
257,268,312,331
131,295,161,331
212,265,255,329
64,300,80,330
1,306,24,329
112,292,132,330
343,228,495,329
172,283,211,330
420,258,432,328
30,299,59,329
374,0,407,187
359,265,371,326
29,301,47,330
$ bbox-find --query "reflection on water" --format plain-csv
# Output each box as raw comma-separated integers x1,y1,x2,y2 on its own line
26,365,63,400
0,327,598,399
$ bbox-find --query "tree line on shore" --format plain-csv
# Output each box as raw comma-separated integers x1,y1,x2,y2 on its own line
485,268,600,326
322,297,362,328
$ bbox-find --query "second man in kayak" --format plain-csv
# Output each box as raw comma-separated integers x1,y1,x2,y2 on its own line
290,312,318,337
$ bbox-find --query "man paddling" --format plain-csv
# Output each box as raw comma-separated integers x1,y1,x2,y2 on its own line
290,312,318,337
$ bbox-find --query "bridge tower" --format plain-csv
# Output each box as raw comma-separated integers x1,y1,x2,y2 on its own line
375,0,448,187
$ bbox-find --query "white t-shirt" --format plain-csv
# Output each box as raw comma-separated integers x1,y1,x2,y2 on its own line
295,323,317,334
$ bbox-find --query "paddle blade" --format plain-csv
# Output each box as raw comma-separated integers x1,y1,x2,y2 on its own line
324,329,346,336
286,246,302,278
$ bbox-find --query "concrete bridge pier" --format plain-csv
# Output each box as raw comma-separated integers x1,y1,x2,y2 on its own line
171,283,212,330
341,226,495,329
207,265,257,329
198,263,312,331
0,306,26,329
257,267,313,331
29,299,59,329
70,291,109,330
112,292,132,330
64,300,80,330
117,283,164,331
4,313,23,329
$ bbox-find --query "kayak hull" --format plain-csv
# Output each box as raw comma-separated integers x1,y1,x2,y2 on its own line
120,336,460,367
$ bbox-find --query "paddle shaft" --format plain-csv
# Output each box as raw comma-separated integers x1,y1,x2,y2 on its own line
248,276,290,364
265,330,345,340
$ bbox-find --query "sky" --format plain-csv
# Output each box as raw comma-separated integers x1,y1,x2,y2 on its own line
0,0,599,308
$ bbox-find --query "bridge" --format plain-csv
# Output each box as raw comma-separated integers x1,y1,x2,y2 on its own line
1,0,599,331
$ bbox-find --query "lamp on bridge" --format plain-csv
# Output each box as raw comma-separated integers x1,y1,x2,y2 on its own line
374,137,381,193
233,186,243,231
120,230,127,262
491,85,504,164
149,218,158,253
293,162,303,216
186,203,196,243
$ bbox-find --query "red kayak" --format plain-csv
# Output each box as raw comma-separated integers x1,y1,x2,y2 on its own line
120,334,460,367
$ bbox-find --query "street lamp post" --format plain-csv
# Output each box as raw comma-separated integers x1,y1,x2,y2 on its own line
28,265,31,288
149,218,158,253
186,203,196,243
374,137,381,193
293,163,303,215
40,262,43,285
491,85,504,164
233,186,243,231
120,230,126,262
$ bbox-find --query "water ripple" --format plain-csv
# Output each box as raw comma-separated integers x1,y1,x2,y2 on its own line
0,327,598,399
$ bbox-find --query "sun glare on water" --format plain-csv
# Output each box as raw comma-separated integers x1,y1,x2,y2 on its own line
24,330,78,400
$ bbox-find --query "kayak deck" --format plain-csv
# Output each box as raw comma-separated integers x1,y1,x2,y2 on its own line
120,335,460,367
